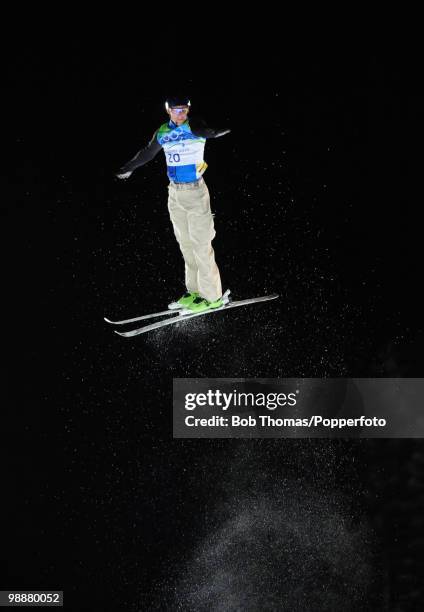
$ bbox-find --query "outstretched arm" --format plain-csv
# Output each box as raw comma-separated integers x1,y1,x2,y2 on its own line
189,116,231,139
116,130,162,179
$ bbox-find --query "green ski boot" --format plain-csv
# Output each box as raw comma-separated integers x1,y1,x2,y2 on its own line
185,296,224,313
168,291,199,310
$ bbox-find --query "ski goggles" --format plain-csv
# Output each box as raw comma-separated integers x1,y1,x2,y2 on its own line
170,107,189,114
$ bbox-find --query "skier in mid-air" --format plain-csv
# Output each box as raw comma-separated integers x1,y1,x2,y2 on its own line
116,95,231,313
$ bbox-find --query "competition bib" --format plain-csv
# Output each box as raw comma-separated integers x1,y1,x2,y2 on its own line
157,121,207,181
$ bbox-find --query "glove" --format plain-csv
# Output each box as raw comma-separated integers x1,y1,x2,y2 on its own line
115,171,132,180
216,129,231,138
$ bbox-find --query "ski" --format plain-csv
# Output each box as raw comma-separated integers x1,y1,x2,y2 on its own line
113,293,279,337
104,308,177,325
104,289,231,325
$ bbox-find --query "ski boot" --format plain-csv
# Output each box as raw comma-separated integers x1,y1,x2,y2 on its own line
168,291,199,310
184,294,227,313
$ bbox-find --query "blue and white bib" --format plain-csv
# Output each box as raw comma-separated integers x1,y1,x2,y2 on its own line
157,120,208,183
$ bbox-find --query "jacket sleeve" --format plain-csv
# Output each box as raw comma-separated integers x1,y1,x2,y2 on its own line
119,130,162,173
189,116,231,139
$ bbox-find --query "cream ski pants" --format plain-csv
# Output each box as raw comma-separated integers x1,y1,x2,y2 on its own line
167,178,222,302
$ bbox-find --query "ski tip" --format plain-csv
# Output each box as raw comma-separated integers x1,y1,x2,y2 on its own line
104,317,115,324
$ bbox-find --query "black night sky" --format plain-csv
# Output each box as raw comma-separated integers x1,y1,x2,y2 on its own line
4,38,424,611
